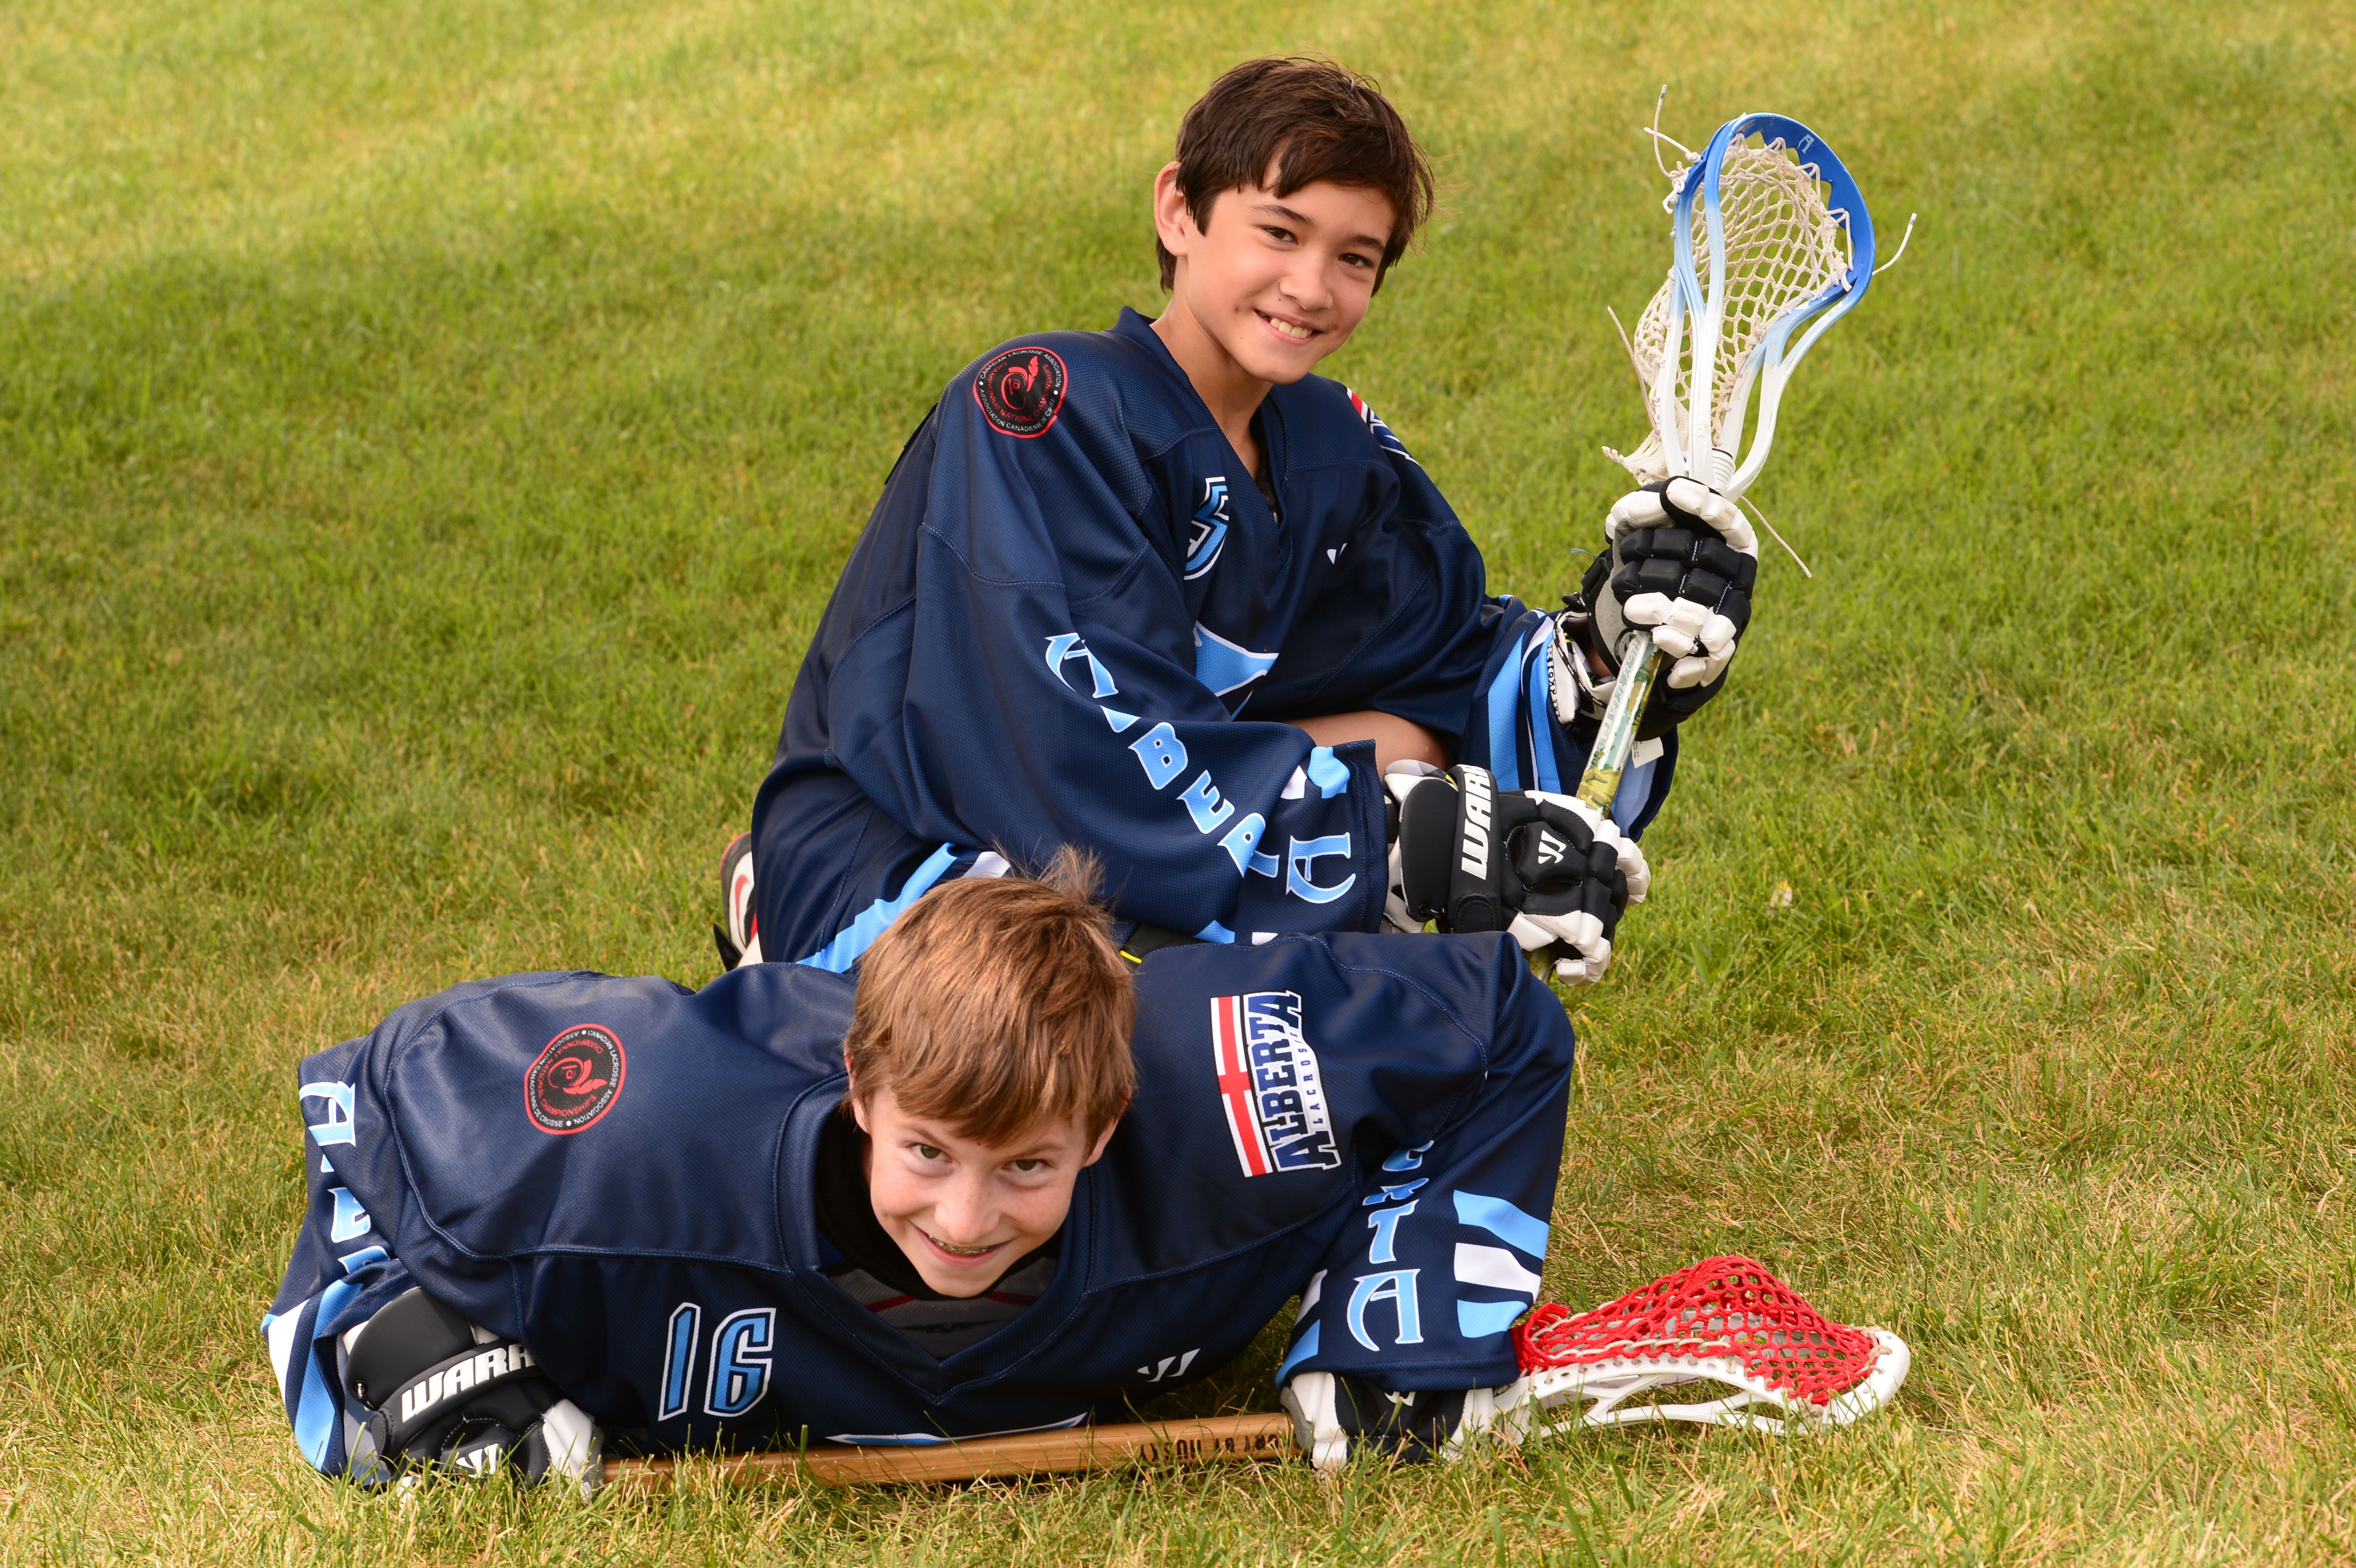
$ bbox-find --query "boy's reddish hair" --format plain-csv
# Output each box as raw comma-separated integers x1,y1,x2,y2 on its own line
843,849,1135,1146
1157,55,1436,293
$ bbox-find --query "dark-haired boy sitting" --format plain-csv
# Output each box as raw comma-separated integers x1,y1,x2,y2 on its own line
267,862,1576,1487
731,56,1760,982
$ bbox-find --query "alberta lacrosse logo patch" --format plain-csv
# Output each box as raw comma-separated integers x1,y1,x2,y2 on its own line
974,346,1068,438
1210,991,1340,1177
525,1023,626,1134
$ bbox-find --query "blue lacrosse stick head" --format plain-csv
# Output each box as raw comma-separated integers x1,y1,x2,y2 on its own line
1672,113,1878,383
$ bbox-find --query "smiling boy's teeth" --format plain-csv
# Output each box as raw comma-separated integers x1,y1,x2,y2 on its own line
930,1234,996,1256
1265,315,1313,340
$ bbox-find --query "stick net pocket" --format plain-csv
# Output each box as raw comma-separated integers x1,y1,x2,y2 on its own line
1510,1255,1909,1434
1610,138,1853,487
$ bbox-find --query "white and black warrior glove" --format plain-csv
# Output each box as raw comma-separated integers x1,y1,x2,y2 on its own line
1554,476,1759,739
342,1287,600,1495
1282,1370,1530,1470
1382,763,1650,985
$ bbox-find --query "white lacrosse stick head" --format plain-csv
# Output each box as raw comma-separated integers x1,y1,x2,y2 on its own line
1502,1254,1910,1436
1607,114,1877,503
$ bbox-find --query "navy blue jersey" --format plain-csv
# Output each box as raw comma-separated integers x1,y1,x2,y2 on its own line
747,310,1676,969
266,933,1573,1478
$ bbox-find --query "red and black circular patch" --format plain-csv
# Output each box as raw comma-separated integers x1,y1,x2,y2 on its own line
525,1023,626,1135
973,346,1068,438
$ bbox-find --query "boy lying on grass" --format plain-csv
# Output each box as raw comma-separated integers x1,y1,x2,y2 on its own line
729,55,1759,981
267,856,1582,1491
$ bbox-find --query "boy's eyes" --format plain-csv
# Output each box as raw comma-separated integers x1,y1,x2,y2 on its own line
908,1144,1047,1172
1259,227,1375,272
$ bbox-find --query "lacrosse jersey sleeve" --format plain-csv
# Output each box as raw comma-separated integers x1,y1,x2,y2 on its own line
263,933,1575,1479
750,310,1529,966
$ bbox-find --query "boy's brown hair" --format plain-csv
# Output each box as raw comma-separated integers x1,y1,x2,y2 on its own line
1157,55,1436,294
842,849,1135,1146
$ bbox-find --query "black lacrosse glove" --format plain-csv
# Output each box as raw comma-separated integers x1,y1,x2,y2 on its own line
1282,1367,1538,1470
1315,1375,1472,1463
343,1287,600,1492
1384,764,1649,985
1558,477,1759,740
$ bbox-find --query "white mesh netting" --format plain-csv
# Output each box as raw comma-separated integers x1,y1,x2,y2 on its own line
1607,136,1852,485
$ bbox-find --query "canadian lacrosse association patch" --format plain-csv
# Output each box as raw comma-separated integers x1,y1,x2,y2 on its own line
524,1023,626,1134
1209,991,1341,1177
973,346,1068,438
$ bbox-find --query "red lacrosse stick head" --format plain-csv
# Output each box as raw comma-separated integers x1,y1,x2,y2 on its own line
1513,1255,1883,1407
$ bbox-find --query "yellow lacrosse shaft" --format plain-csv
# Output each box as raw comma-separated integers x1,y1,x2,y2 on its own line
1575,632,1661,817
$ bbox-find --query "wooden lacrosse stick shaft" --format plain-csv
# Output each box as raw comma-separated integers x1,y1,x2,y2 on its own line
601,1413,1297,1493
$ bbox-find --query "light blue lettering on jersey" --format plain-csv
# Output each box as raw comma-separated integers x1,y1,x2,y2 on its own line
1178,772,1236,833
328,1187,371,1242
1130,722,1188,789
659,1303,700,1422
1346,1270,1425,1350
300,1082,356,1148
704,1308,775,1419
1366,1201,1417,1264
1044,634,1118,698
1219,812,1278,877
1286,835,1356,904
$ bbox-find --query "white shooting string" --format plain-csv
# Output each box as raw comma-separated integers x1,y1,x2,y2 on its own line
1740,495,1811,577
1875,212,1918,274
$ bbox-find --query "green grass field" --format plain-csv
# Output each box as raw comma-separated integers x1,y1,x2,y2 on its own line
5,0,2355,1560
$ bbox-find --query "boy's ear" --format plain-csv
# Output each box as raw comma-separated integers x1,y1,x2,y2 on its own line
1153,162,1201,263
1082,1099,1130,1167
841,1051,869,1132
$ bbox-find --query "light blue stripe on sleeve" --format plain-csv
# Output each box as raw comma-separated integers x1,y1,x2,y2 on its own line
1611,756,1656,829
1483,655,1523,791
1452,1190,1551,1259
1457,1298,1529,1339
1526,639,1562,795
292,1277,364,1468
796,842,960,972
1275,1321,1321,1384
